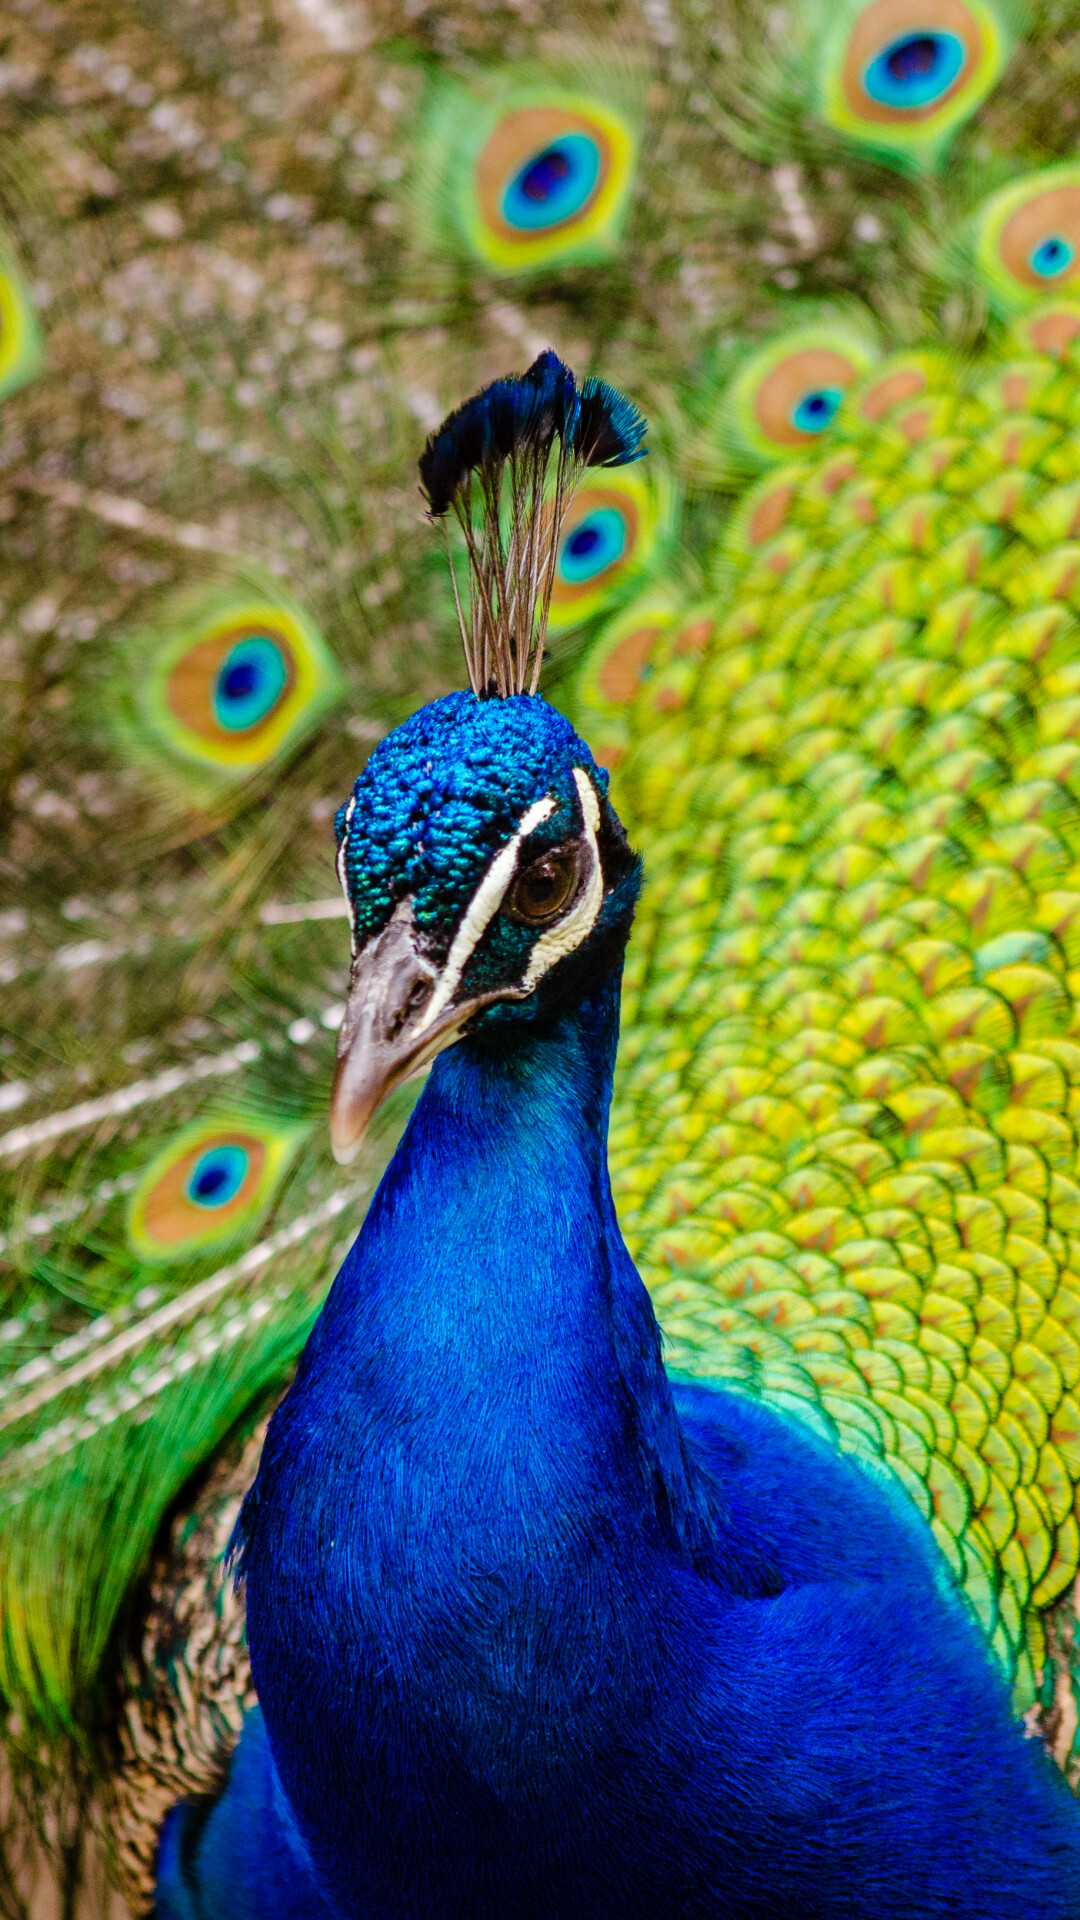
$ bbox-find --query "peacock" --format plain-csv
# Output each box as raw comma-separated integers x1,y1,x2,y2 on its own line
159,353,1080,1916
7,0,1080,1912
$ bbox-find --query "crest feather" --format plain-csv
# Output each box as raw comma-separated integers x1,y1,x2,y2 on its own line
419,355,647,697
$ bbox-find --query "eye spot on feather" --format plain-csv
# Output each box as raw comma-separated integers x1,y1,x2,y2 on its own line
211,634,290,732
975,167,1080,314
126,1115,306,1263
560,505,628,582
757,352,857,448
790,385,844,435
860,26,967,115
0,251,43,401
186,1141,251,1209
498,129,601,233
818,0,1009,168
715,324,879,475
1029,235,1075,281
548,465,663,629
173,627,295,743
1001,187,1080,290
462,93,637,273
136,596,342,781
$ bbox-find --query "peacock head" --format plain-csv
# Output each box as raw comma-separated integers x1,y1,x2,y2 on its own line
328,354,646,1164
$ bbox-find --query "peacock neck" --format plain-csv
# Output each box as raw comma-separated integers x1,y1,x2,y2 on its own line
238,963,718,1904
287,964,706,1550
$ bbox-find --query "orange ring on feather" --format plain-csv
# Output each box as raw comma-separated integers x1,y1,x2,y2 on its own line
998,184,1080,294
137,1134,267,1251
753,350,861,449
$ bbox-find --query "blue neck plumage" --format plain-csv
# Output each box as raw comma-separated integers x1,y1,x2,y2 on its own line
241,966,710,1573
347,966,706,1545
235,966,717,1885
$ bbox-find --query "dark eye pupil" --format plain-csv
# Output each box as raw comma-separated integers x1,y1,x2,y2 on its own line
521,146,570,202
888,34,936,81
510,851,577,925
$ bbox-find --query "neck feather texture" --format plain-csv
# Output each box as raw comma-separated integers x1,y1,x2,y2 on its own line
241,967,711,1565
234,967,717,1896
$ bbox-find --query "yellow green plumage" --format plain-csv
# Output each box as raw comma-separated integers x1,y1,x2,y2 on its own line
570,305,1080,1720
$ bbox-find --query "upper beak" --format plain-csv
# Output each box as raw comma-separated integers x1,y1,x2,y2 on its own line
328,903,483,1165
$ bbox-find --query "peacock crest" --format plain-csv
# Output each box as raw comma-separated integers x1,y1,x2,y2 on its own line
418,352,647,697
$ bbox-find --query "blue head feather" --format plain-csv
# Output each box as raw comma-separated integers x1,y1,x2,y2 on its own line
418,354,644,518
521,348,580,444
335,693,597,944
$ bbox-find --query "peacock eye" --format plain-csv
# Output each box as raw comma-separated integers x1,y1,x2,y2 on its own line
505,844,582,928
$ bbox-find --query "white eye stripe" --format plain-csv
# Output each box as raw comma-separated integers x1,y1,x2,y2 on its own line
520,769,603,992
414,793,556,1033
336,795,359,957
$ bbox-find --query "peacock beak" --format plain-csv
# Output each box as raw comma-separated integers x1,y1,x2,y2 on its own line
328,902,484,1165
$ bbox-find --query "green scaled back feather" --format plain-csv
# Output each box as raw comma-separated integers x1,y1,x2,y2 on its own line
571,303,1080,1724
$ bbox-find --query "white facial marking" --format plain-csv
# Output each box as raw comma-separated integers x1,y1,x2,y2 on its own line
336,795,359,955
415,793,556,1033
520,769,604,991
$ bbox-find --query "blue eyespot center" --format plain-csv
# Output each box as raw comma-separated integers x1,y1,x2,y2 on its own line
213,634,288,731
186,1143,249,1209
559,506,627,583
791,386,843,434
502,133,601,233
863,30,965,110
1030,234,1075,279
522,148,570,201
